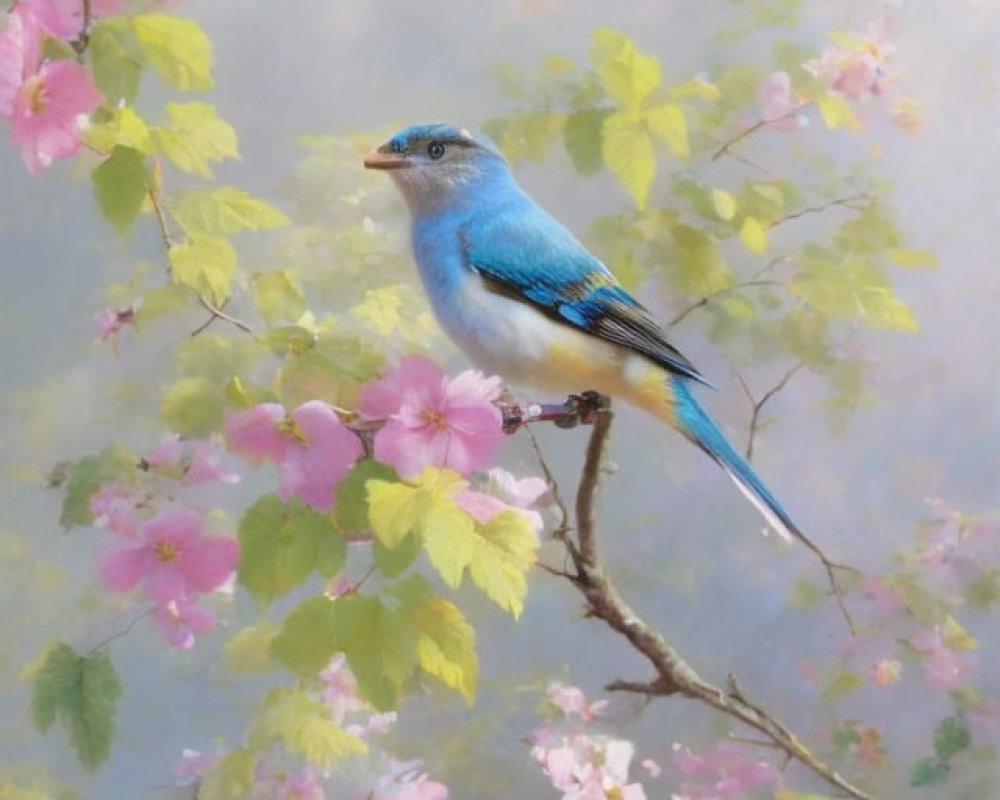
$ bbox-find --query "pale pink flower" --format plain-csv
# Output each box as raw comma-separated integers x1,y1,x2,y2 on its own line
174,748,224,785
909,628,974,688
671,741,777,799
11,58,102,172
370,759,448,800
154,598,215,650
803,30,896,100
361,356,504,478
532,732,646,800
545,682,607,722
19,0,125,40
862,577,905,618
225,401,363,511
0,8,40,115
641,759,662,778
319,653,365,724
146,433,183,468
89,483,138,537
758,71,799,131
348,710,398,738
184,438,240,486
252,763,325,800
872,657,902,686
98,506,238,603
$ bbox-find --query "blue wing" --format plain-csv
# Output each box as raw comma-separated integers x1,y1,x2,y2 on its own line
458,198,708,385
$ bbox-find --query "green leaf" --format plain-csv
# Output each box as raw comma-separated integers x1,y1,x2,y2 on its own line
711,189,737,221
645,103,689,158
817,92,860,131
669,224,734,296
249,688,366,769
482,112,564,163
132,13,213,91
602,110,655,209
277,334,384,410
468,510,538,618
91,146,149,236
223,623,279,675
934,717,971,761
909,756,949,788
84,107,151,154
252,270,306,324
59,445,137,529
161,376,223,436
135,284,191,329
171,187,290,237
200,748,256,800
238,495,346,605
174,333,263,382
152,102,239,178
392,575,478,703
591,28,661,108
888,247,938,269
790,577,824,611
563,109,609,176
821,671,864,702
270,595,339,678
31,644,122,773
374,532,422,578
89,20,142,104
333,460,399,534
168,236,237,306
739,216,769,254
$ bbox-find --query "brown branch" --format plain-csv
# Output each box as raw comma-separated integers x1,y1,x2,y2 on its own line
70,0,93,59
710,104,811,162
549,406,876,800
769,193,870,229
668,279,784,328
736,361,804,463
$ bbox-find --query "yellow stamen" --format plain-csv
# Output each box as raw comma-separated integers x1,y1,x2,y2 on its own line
154,540,179,563
22,75,48,115
277,416,309,445
420,408,449,430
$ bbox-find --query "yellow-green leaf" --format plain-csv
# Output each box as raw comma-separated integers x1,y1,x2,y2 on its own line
252,270,305,324
171,187,289,237
168,236,236,306
645,103,689,158
942,615,977,651
591,28,661,108
351,285,406,337
135,284,190,329
888,247,938,269
602,110,655,210
711,189,737,221
89,19,142,104
84,107,151,154
223,624,279,675
91,146,149,236
669,224,734,296
817,92,860,132
161,376,223,436
200,748,256,800
739,216,769,253
152,102,239,178
270,595,339,678
468,510,539,618
133,13,213,91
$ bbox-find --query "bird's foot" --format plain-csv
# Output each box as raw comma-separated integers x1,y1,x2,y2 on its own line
558,390,610,428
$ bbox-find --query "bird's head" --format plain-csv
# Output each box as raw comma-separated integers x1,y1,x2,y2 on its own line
364,123,510,213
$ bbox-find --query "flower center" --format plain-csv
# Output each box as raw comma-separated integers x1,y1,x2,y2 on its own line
154,540,179,563
420,408,449,431
22,75,49,115
277,416,309,445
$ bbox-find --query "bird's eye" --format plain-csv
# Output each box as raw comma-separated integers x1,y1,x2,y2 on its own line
427,141,446,160
390,139,404,154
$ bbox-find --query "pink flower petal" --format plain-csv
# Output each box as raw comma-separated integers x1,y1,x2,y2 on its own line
146,433,183,468
359,355,445,418
184,439,240,486
224,403,288,463
182,535,238,594
98,546,148,592
154,599,215,650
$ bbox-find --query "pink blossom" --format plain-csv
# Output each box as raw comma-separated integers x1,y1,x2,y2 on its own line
146,433,183,468
19,0,125,40
370,759,448,800
861,577,905,618
319,653,365,724
348,710,398,738
174,748,224,784
532,732,646,800
909,628,974,688
803,31,896,100
671,742,777,799
871,657,902,686
361,356,504,478
252,763,325,800
184,439,240,486
225,401,363,511
89,483,138,537
758,71,799,131
11,58,102,172
0,9,40,115
545,682,607,722
154,598,215,650
98,506,238,603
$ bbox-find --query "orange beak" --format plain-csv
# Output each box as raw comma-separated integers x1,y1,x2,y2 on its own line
363,147,409,170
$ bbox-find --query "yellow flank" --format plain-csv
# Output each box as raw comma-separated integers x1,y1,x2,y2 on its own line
544,341,677,426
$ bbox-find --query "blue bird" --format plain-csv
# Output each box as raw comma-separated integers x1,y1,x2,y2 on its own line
365,122,801,543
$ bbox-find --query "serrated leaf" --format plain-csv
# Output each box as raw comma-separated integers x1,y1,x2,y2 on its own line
591,28,661,108
669,224,734,296
89,20,142,104
909,756,949,787
161,376,223,436
133,13,213,91
374,532,422,578
171,187,289,238
60,445,137,529
351,285,407,337
645,103,689,158
152,102,238,178
942,615,977,651
711,189,737,221
888,247,938,269
168,236,237,306
468,510,538,618
31,644,122,773
249,688,365,769
739,216,768,253
238,495,346,605
91,146,149,236
84,107,151,154
821,670,864,702
602,110,655,209
817,92,860,131
392,574,477,703
563,109,609,175
934,717,970,761
333,460,399,534
223,623,279,675
200,748,256,800
252,270,306,324
482,112,564,163
270,595,340,678
135,284,190,329
277,335,384,410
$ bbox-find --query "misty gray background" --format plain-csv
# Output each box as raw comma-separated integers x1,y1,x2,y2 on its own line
1,0,999,797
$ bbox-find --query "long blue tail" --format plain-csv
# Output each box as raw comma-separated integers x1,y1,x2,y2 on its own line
670,375,799,543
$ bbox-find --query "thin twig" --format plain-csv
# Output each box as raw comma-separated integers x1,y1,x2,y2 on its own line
736,361,804,463
525,425,571,536
668,279,783,328
85,606,155,655
770,193,870,229
194,296,253,335
546,413,876,799
710,104,811,162
70,0,92,59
